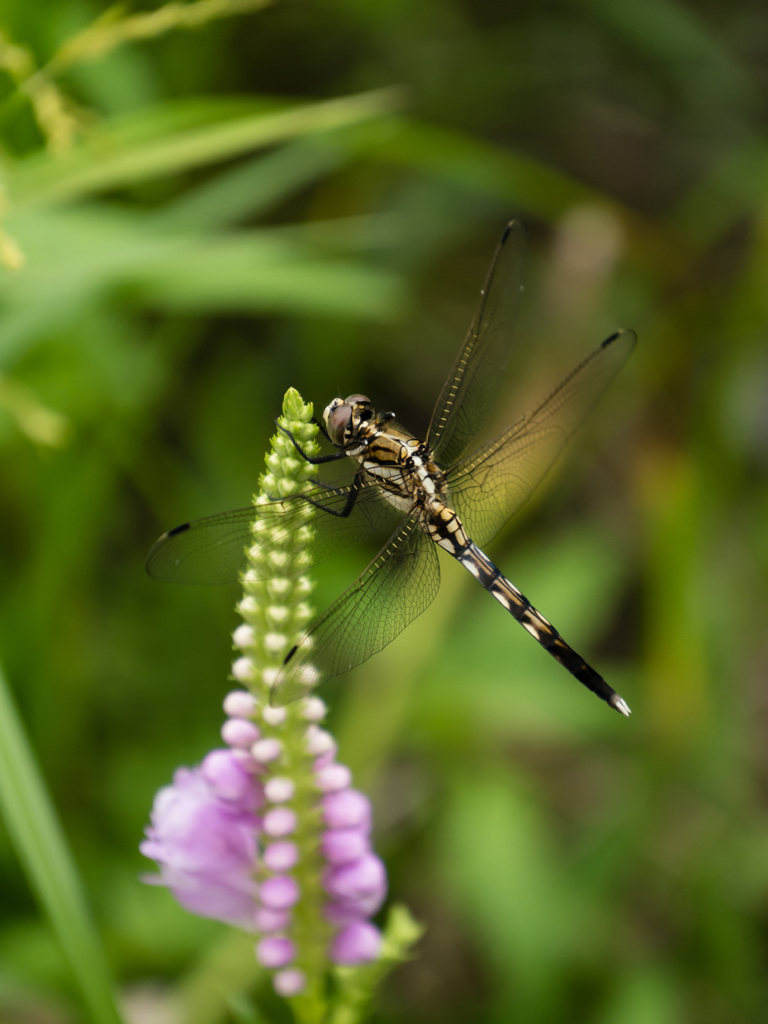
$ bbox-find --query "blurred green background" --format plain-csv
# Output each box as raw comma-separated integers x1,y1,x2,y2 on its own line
0,0,767,1022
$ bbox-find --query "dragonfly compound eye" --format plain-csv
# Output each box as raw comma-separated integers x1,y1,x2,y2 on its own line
327,403,353,445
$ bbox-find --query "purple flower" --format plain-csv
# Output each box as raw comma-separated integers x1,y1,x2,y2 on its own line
201,750,261,808
223,688,257,717
321,828,369,866
324,854,386,903
256,936,296,969
140,751,262,930
254,906,290,932
315,763,352,792
221,717,260,748
322,789,371,831
273,968,306,996
142,691,389,987
324,893,385,926
260,875,300,910
330,920,382,966
323,850,387,947
264,841,299,872
263,807,297,837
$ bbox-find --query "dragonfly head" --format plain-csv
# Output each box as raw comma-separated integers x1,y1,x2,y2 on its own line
323,394,374,446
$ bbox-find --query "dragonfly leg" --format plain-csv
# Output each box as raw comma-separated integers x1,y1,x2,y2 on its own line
295,471,365,519
276,420,347,465
456,540,631,716
312,416,334,444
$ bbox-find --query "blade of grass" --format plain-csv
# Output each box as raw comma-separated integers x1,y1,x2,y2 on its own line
131,232,405,319
0,659,124,1024
153,137,346,230
12,89,401,205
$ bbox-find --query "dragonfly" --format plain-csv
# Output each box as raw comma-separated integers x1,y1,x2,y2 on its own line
147,222,636,713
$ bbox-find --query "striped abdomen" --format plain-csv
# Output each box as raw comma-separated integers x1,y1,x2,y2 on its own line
455,539,630,715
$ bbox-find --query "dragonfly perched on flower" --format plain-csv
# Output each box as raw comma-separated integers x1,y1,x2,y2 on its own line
147,222,636,713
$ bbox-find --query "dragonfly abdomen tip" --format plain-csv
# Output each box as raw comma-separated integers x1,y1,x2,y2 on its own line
610,694,632,717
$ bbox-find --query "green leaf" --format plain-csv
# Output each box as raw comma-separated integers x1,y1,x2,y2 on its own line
0,208,405,368
0,659,124,1024
11,89,401,205
131,232,405,320
438,771,582,1015
154,137,347,231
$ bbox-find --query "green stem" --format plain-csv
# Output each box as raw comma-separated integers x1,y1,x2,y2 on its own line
284,703,331,1023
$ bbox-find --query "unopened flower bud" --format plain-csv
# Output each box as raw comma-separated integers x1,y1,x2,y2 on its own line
321,828,369,866
223,690,257,717
315,763,351,792
305,725,336,756
263,841,299,872
273,968,306,997
330,921,381,966
260,875,299,910
324,854,387,903
262,706,287,726
252,738,282,764
264,777,294,803
256,936,295,969
301,697,327,722
232,657,254,682
254,906,290,932
324,893,384,925
267,578,291,598
264,633,287,654
230,749,259,773
221,718,260,748
322,789,371,831
263,807,297,837
201,750,262,809
232,625,255,650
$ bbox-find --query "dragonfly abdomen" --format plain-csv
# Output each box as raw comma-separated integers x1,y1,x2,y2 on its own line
455,539,631,716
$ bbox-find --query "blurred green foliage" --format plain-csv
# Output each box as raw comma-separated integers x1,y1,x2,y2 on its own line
0,0,767,1022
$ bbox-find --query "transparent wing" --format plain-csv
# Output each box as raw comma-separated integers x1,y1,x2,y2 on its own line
446,329,637,548
270,516,440,706
427,221,525,467
146,477,398,585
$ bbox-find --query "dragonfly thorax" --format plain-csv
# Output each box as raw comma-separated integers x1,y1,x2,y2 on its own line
324,394,450,513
